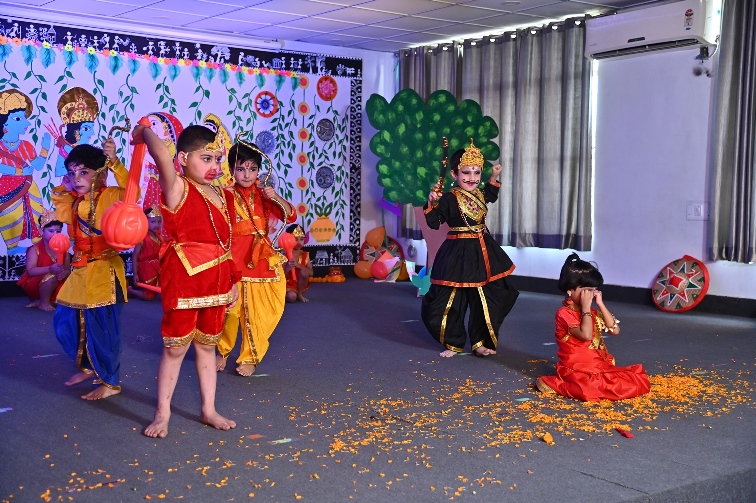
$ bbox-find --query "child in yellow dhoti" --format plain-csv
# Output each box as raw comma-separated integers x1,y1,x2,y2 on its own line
216,140,295,376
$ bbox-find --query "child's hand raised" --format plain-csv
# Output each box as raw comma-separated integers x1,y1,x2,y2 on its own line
579,289,594,312
103,137,117,163
261,186,277,200
131,124,147,145
490,164,503,180
593,289,605,307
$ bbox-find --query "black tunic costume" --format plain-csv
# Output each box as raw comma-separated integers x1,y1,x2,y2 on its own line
421,182,519,353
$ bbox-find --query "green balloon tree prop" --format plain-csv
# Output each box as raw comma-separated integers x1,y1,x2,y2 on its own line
366,89,500,207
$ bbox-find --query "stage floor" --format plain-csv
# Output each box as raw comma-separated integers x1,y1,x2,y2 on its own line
1,280,755,502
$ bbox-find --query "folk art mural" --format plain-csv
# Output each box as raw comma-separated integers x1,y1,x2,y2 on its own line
0,18,362,283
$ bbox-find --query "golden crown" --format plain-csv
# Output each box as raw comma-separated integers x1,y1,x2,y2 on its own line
39,209,59,229
147,204,162,218
291,226,305,239
460,138,484,168
60,95,97,125
0,91,31,116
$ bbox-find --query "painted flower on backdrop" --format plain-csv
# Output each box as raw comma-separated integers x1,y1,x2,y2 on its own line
316,75,338,102
297,128,310,142
255,91,279,118
255,130,276,154
297,203,308,216
297,152,308,166
296,177,308,191
298,75,310,89
297,102,310,116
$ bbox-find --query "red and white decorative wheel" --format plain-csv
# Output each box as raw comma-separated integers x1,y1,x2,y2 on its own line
360,237,404,263
651,255,709,313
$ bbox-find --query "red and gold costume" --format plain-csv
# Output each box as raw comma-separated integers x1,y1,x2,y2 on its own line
217,183,295,366
160,177,238,347
17,239,65,301
135,230,162,300
537,303,651,401
285,249,311,294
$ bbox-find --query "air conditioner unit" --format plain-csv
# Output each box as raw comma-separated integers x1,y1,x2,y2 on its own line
585,0,721,60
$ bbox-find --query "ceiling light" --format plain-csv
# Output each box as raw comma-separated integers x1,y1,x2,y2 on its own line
490,37,496,42
552,25,558,30
530,29,536,34
470,41,476,45
442,46,448,50
510,33,517,39
575,20,581,25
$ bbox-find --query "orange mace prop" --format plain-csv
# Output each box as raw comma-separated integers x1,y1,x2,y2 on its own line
278,232,296,260
100,117,151,251
48,233,71,265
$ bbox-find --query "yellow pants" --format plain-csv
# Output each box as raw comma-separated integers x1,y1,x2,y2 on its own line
218,269,286,366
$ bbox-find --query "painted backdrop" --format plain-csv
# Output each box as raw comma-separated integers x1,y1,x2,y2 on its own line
0,18,362,283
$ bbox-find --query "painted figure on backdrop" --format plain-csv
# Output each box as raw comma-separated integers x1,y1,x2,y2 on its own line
0,89,51,254
536,253,651,401
127,205,163,301
17,209,71,311
141,112,183,213
52,139,134,400
202,113,233,187
49,88,98,177
283,223,313,303
422,140,519,358
217,139,296,376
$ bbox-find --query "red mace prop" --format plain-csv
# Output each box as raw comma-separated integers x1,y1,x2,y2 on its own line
49,233,71,265
100,117,151,251
278,232,296,260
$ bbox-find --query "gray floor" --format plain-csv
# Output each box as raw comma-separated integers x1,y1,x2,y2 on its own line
1,280,755,502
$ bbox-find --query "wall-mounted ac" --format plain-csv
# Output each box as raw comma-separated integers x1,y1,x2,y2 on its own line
585,0,721,60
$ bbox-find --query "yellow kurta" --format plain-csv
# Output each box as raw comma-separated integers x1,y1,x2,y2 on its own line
52,161,132,309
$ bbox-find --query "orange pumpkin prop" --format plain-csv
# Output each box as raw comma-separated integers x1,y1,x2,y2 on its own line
49,233,71,265
278,232,296,260
354,260,372,279
101,117,151,251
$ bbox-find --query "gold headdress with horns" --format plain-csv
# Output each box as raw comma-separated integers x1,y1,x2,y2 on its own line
39,209,59,229
460,138,485,168
290,225,305,239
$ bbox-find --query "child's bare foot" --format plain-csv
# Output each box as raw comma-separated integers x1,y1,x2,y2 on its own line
38,303,55,312
200,411,236,431
474,346,496,357
296,294,309,303
81,385,121,400
439,349,457,358
236,363,256,376
215,355,227,372
25,300,39,308
144,413,170,438
65,371,93,386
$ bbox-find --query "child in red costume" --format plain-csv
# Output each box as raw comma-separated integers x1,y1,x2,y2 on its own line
127,206,162,301
136,124,239,438
17,210,71,311
536,253,651,401
283,223,313,303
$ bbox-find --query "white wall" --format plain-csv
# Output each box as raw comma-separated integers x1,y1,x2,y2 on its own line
504,48,756,300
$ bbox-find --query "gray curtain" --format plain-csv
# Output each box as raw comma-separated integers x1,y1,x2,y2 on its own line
709,0,756,263
399,20,593,250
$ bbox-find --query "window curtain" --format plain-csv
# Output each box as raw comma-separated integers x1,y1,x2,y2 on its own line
709,0,756,263
398,19,593,250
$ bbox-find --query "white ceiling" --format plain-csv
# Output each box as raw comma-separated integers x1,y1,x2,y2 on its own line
3,0,661,52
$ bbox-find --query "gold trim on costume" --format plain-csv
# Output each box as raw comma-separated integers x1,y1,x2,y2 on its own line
439,287,457,347
40,272,56,285
163,332,193,348
56,268,117,309
161,177,189,214
240,264,283,283
535,377,556,394
423,205,435,214
460,138,484,168
477,286,497,347
173,245,232,276
430,264,515,288
76,309,87,370
444,343,464,352
175,290,235,310
448,224,485,232
163,322,225,348
241,282,261,365
452,187,487,223
471,340,485,351
489,179,502,188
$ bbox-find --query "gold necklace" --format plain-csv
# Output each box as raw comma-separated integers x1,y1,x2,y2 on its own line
187,178,232,252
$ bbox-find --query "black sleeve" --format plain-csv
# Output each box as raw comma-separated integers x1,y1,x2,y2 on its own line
423,192,454,230
484,182,500,204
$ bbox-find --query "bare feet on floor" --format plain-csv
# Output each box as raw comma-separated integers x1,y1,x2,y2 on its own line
25,300,39,308
144,413,170,438
65,371,93,386
200,411,236,431
474,346,496,357
81,385,120,400
297,294,309,303
439,349,457,358
38,303,55,312
215,355,227,372
236,363,256,376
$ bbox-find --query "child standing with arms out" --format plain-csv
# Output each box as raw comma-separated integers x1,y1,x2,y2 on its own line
52,139,131,400
283,223,313,303
216,140,295,376
536,253,651,401
137,124,239,438
127,205,162,301
422,140,519,357
18,210,71,311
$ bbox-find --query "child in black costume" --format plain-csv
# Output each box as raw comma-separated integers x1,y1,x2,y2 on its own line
421,140,519,357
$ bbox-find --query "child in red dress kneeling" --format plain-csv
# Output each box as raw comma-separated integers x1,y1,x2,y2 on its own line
127,205,163,301
283,224,313,303
17,210,71,311
536,253,651,401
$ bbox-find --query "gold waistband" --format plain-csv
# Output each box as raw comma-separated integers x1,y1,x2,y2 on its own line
448,224,486,233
